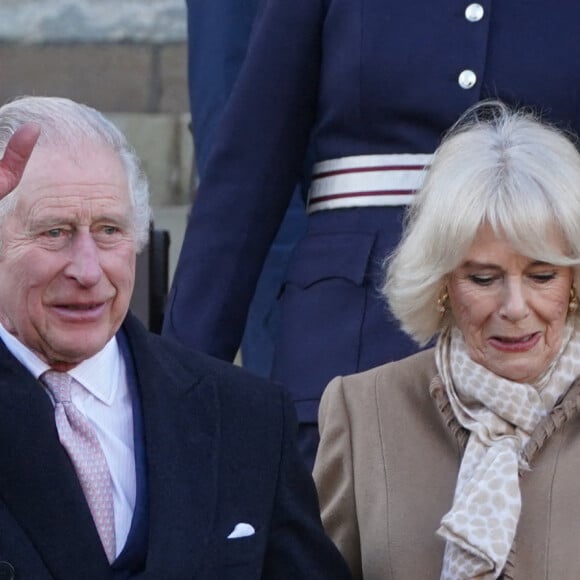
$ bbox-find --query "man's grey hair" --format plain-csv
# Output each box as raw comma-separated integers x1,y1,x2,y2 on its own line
0,96,151,251
384,100,580,344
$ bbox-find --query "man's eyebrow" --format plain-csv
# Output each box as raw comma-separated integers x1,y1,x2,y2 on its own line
29,216,71,229
29,212,132,229
91,212,132,223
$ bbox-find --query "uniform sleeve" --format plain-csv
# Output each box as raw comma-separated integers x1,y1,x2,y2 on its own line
162,0,325,359
262,387,353,579
313,377,363,580
185,0,259,176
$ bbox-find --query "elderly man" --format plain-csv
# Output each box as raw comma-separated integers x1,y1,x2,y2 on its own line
0,96,350,580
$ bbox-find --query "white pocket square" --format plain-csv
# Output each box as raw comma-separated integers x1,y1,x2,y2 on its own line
227,522,255,539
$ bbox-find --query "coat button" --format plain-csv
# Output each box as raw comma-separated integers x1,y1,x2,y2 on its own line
458,69,477,89
0,561,15,580
465,3,484,22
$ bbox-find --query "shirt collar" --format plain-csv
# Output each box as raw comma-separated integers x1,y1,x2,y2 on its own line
0,324,121,406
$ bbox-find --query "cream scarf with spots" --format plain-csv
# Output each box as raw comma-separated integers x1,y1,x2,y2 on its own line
435,319,580,579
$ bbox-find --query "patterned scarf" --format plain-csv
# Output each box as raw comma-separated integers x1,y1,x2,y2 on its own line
435,319,580,579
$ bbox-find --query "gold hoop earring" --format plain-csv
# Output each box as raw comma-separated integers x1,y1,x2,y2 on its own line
569,286,578,314
437,288,449,316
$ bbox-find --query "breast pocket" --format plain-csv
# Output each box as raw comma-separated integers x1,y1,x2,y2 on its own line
216,526,267,580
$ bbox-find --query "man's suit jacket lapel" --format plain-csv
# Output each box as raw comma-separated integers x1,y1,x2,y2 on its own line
0,341,111,579
123,315,221,578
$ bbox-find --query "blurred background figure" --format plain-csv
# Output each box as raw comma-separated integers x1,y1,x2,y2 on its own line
163,1,580,471
185,0,307,377
186,0,257,178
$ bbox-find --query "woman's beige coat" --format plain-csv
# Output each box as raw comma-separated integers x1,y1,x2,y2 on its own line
313,348,580,580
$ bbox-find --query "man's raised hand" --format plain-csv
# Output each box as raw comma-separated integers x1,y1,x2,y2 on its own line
0,124,40,200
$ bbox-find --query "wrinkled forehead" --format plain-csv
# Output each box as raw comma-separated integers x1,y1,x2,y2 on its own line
26,139,125,178
15,141,129,199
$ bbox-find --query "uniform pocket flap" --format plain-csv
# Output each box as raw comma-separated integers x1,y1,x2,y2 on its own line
285,232,377,288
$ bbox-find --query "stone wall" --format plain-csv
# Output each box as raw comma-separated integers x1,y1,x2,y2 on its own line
0,0,193,207
0,0,186,43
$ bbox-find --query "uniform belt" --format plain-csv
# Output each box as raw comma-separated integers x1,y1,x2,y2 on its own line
307,153,433,213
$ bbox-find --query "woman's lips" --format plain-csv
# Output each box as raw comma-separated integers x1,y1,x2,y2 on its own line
488,332,541,353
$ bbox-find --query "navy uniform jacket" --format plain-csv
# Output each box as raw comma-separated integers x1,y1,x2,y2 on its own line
186,0,307,379
0,313,350,579
163,0,580,454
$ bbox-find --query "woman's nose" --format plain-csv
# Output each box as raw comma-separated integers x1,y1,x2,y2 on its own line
498,279,529,321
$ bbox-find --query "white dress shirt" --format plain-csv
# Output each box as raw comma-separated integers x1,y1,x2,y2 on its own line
0,324,136,558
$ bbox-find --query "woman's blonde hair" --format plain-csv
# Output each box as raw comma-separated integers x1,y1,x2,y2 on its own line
384,101,580,344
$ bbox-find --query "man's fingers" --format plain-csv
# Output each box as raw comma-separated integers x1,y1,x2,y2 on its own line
0,123,41,197
2,123,41,174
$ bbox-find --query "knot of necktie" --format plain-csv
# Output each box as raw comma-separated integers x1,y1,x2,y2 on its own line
41,370,73,404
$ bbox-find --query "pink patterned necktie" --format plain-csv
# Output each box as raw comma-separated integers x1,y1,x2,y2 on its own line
42,370,116,563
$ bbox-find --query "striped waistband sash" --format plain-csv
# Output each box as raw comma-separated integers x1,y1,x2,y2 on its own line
307,153,433,213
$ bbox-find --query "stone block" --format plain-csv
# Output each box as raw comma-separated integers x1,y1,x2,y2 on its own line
0,0,186,43
159,42,189,114
0,43,153,112
108,113,193,207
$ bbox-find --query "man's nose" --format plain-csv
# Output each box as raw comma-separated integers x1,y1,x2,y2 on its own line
64,231,103,287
